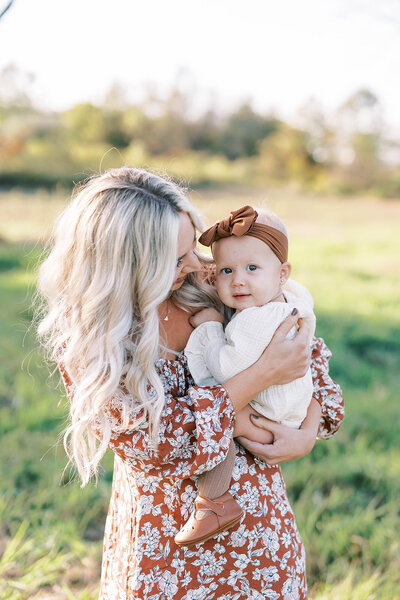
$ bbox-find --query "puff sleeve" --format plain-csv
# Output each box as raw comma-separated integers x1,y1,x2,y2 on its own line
59,360,236,481
310,337,344,438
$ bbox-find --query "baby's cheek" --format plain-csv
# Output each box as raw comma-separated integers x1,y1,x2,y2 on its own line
215,279,223,295
215,275,225,289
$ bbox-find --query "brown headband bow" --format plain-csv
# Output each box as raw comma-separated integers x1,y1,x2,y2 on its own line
198,205,288,263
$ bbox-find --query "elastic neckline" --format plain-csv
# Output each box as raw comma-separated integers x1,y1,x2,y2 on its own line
157,353,186,365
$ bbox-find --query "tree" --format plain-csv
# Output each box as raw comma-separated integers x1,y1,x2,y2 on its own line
295,97,333,165
187,108,220,152
138,82,192,155
61,103,105,144
331,89,384,190
217,103,277,159
258,124,317,181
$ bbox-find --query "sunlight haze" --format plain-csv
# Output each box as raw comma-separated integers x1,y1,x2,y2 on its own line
0,0,399,126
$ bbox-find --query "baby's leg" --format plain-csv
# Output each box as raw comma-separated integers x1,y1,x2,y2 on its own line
234,404,274,444
174,439,243,545
198,439,236,501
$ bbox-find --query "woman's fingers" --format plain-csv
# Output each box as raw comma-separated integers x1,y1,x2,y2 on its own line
296,319,311,357
238,417,317,465
271,314,311,375
273,312,300,340
292,318,312,373
236,437,282,465
250,414,284,434
274,313,310,348
296,316,310,340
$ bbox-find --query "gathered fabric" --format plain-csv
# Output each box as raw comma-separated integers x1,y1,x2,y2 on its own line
59,337,344,599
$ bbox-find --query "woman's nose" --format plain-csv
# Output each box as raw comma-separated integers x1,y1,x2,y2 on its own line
183,251,201,273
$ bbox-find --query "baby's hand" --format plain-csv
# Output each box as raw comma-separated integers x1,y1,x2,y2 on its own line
189,308,224,328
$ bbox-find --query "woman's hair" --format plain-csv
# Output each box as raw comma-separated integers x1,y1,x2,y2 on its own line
37,167,221,486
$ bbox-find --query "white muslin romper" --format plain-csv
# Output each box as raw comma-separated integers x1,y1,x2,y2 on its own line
185,279,316,428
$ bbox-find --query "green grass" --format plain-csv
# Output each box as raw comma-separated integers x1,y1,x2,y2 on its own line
0,187,399,599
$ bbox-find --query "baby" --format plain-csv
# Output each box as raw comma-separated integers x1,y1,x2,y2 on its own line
174,205,316,547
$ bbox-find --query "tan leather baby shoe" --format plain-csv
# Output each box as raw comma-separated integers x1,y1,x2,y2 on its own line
174,491,243,547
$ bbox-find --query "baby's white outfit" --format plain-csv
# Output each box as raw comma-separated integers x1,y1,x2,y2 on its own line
185,279,316,428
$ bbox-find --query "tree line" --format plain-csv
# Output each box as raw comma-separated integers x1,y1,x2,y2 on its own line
0,65,399,196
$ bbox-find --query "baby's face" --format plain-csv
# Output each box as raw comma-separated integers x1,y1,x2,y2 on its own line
213,235,290,311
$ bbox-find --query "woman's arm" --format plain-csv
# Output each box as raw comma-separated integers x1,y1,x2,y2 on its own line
234,337,344,465
186,303,301,394
98,384,236,481
310,337,344,439
59,360,235,481
236,398,322,465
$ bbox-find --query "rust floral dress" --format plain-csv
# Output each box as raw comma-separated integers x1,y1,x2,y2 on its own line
61,338,343,600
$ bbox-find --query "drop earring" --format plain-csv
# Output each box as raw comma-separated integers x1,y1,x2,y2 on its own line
163,299,170,321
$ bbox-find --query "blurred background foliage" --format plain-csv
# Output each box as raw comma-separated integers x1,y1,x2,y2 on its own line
1,63,399,197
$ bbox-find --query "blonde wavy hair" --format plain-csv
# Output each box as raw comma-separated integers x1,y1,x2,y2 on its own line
37,167,221,486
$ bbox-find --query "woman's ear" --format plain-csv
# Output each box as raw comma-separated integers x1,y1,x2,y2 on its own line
280,262,291,285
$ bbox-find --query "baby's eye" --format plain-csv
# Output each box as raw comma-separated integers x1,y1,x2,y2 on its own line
247,264,258,271
220,267,232,275
176,258,183,267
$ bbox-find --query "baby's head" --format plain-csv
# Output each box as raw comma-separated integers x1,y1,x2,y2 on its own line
199,206,291,311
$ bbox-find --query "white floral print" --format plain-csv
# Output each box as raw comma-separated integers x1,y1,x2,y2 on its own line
59,337,344,599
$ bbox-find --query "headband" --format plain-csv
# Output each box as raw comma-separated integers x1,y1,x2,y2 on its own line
198,205,288,263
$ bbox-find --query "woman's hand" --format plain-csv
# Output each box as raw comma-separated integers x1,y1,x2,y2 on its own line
236,399,322,465
189,308,224,328
234,404,274,444
256,312,311,388
224,313,311,413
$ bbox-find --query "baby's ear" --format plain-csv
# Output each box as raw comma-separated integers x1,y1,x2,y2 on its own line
280,262,291,285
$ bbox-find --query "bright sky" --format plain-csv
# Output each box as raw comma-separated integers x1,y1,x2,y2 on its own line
1,0,400,127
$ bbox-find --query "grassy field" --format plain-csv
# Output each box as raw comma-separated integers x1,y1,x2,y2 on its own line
0,186,399,599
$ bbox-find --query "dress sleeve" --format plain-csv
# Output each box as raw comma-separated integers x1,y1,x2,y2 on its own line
310,337,344,439
59,362,235,481
106,385,235,480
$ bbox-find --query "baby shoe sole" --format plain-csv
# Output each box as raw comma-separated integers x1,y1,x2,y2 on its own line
175,512,243,547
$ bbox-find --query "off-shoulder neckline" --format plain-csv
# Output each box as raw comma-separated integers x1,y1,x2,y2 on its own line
156,353,186,365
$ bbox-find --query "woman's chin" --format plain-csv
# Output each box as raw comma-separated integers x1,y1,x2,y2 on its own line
171,276,186,291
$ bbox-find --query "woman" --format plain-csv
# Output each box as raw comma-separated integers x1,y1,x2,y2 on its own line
38,167,344,599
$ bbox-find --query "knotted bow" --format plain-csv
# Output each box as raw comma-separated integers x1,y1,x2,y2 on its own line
199,205,288,263
199,205,257,246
